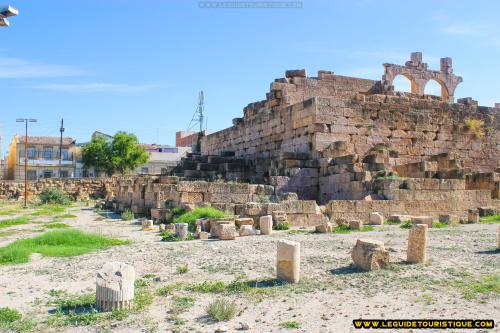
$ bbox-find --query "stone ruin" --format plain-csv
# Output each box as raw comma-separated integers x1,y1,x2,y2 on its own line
1,52,499,229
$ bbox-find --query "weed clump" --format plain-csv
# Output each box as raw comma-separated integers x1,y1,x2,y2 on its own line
121,209,134,221
39,188,73,205
173,207,229,231
206,298,236,321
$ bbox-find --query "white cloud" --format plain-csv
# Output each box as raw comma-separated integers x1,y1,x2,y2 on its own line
0,56,83,78
29,82,157,93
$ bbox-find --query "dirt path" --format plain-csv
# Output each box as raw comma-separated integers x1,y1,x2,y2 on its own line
0,207,498,333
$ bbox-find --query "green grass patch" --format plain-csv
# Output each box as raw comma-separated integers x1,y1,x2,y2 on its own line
480,214,500,224
280,320,301,329
0,231,16,237
0,307,36,332
432,221,448,228
361,225,375,232
385,219,401,225
171,296,195,313
44,223,70,229
159,230,195,242
0,229,130,265
288,229,314,235
400,220,413,229
0,217,30,229
30,205,67,217
157,282,184,296
174,207,229,231
273,222,290,230
57,214,77,219
332,225,351,234
458,274,500,300
206,298,236,321
121,209,134,221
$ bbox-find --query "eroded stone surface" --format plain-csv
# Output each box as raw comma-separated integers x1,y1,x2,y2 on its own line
351,239,389,271
277,240,300,283
407,224,428,264
96,262,135,311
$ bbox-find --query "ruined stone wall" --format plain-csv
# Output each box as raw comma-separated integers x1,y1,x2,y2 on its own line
202,73,500,174
313,94,500,172
0,178,113,201
202,74,378,161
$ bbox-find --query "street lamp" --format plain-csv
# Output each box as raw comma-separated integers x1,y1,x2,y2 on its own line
16,118,37,208
0,5,18,27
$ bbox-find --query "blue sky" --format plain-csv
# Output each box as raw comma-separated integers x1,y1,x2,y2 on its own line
1,0,499,157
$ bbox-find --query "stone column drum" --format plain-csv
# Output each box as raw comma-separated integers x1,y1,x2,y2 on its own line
407,224,428,264
260,215,273,235
276,240,300,283
96,262,135,311
141,219,154,231
175,223,189,240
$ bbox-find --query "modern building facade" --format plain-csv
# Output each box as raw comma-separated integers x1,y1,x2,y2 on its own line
134,144,191,175
6,135,82,180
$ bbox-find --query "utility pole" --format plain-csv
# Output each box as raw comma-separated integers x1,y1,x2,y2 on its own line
59,118,64,178
16,118,37,208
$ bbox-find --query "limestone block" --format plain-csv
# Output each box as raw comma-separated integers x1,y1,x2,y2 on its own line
175,223,189,240
276,240,300,283
239,225,256,237
438,214,457,223
406,223,428,263
199,231,209,240
315,222,332,233
219,224,236,240
141,219,154,231
210,220,234,238
166,224,175,232
272,211,287,223
159,224,166,232
96,262,135,311
235,218,254,227
411,216,433,228
259,215,273,235
388,214,412,223
349,220,363,230
369,212,384,225
468,209,479,224
351,239,389,271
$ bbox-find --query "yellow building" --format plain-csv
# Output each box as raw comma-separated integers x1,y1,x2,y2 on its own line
6,135,82,180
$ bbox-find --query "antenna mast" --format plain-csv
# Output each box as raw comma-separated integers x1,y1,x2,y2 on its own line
188,90,205,132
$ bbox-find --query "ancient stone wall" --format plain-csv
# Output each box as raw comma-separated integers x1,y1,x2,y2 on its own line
0,178,113,201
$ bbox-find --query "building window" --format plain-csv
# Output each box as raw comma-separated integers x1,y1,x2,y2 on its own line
141,167,149,174
27,170,37,180
43,170,52,178
43,147,53,160
59,170,69,178
27,147,36,159
61,149,70,160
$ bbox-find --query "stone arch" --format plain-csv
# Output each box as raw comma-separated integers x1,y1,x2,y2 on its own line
392,73,417,93
382,52,463,102
424,77,449,99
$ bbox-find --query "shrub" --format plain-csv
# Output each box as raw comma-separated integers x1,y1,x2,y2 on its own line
177,264,189,274
39,188,73,205
160,230,181,242
273,222,290,230
400,220,413,229
463,118,485,139
173,207,229,231
206,298,236,321
0,307,22,324
121,209,134,221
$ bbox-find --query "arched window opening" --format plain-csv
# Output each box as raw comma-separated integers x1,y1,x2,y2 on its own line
392,75,412,93
424,79,443,97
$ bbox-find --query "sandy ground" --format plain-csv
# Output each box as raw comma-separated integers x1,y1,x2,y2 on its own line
0,207,499,333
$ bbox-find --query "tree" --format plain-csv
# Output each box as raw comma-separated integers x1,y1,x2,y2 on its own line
82,132,149,176
109,132,149,174
81,136,110,176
